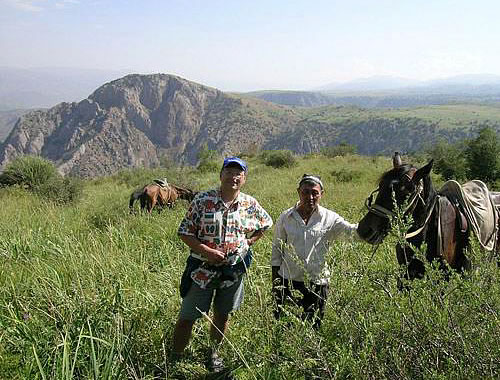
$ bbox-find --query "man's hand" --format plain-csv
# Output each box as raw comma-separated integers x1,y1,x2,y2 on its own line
179,235,227,265
247,229,266,246
204,248,227,265
271,266,281,295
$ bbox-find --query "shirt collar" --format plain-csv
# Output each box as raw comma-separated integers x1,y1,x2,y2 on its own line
216,188,242,207
287,202,324,218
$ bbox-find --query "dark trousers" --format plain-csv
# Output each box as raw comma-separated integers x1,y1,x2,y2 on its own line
273,275,329,329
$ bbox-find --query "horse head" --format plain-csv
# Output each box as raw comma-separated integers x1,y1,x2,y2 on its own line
174,186,196,202
357,157,434,245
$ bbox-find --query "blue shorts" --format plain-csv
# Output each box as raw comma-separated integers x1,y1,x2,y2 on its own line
179,275,244,321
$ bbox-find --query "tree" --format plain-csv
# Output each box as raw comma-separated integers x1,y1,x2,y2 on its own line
466,127,500,184
427,139,467,181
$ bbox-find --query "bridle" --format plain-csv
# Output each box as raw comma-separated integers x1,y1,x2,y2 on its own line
365,179,424,220
364,172,432,239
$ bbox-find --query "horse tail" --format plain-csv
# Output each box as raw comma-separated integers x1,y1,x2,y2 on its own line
129,189,143,213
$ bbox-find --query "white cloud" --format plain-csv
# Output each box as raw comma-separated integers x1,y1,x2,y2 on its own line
55,0,79,8
2,0,79,11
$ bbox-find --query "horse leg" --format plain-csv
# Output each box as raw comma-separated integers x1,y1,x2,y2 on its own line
396,244,425,289
129,195,136,214
140,194,147,212
148,193,157,214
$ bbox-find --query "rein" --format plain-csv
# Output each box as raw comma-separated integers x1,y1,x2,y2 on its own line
365,180,437,239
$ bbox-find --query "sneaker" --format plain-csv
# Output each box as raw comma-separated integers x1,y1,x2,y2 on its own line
207,351,225,373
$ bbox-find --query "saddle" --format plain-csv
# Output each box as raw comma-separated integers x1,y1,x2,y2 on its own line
153,178,169,188
439,180,499,252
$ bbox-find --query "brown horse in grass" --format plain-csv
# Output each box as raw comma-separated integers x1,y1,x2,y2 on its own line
357,153,500,284
129,183,196,213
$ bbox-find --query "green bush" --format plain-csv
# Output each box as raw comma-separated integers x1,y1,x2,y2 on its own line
0,155,58,190
261,150,297,168
331,168,362,182
466,127,500,184
37,176,83,205
428,140,467,181
0,155,82,204
197,159,220,173
321,142,357,157
197,144,220,173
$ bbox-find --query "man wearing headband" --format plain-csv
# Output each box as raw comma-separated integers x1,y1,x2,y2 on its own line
271,174,359,328
172,157,272,373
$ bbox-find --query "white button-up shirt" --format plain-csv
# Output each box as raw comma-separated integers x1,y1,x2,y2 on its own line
271,204,358,285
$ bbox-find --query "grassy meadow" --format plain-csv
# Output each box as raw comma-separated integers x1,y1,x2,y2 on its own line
0,154,499,379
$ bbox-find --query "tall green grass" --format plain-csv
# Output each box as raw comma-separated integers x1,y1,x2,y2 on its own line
0,155,498,379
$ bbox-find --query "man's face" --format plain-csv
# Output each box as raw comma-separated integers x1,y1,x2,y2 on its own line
220,166,246,191
297,183,323,211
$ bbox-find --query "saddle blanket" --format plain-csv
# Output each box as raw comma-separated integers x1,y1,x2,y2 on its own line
439,180,498,251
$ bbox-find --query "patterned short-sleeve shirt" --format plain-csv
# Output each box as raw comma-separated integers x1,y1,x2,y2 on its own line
178,189,273,265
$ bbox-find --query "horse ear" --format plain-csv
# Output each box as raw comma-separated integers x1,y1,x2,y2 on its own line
413,159,434,183
393,152,402,168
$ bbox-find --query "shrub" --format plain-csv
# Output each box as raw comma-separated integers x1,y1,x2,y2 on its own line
0,155,82,204
427,140,467,181
466,127,500,184
197,144,220,173
261,150,297,168
197,159,220,173
0,155,58,190
331,168,362,182
37,176,83,204
321,143,357,158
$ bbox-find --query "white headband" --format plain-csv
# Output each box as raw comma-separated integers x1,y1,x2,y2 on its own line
299,175,324,190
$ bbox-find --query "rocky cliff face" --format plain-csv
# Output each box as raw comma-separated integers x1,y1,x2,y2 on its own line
2,73,485,178
0,74,295,177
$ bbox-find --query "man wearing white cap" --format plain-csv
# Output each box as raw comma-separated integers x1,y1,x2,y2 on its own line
271,174,359,328
172,157,272,372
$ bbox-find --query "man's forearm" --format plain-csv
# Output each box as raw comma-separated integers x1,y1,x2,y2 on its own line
248,229,266,246
272,265,280,284
179,234,225,264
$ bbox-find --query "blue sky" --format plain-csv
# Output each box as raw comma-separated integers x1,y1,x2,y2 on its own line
1,0,500,90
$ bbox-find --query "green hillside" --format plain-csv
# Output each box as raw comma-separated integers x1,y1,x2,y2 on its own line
1,154,498,379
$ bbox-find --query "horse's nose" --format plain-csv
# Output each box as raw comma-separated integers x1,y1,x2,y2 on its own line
358,224,379,244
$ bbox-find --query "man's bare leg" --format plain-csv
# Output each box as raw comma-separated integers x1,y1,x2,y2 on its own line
172,318,195,355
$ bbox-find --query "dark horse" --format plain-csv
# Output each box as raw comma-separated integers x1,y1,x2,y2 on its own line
358,153,500,282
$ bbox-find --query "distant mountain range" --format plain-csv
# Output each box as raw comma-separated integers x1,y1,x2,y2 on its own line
317,74,500,93
3,67,500,111
2,73,500,178
247,74,500,108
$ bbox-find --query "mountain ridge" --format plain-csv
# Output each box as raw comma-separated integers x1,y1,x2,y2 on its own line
0,73,297,177
2,73,500,178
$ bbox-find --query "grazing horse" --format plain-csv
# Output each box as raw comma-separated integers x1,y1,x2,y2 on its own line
129,183,196,214
357,153,499,282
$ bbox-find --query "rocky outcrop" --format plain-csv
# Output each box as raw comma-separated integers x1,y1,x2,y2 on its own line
2,73,491,178
0,74,294,177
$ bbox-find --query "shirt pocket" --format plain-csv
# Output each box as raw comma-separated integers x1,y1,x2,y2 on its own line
201,212,220,238
308,228,328,239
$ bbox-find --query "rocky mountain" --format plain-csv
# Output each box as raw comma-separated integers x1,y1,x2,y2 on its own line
2,73,499,178
0,109,32,142
0,74,297,177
